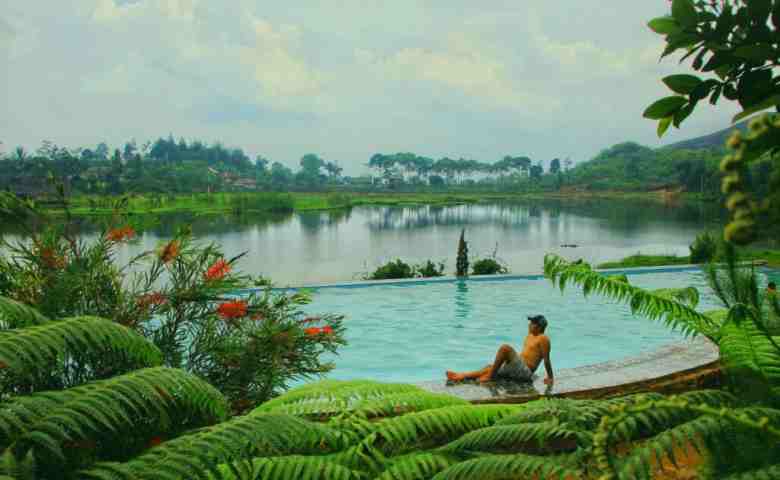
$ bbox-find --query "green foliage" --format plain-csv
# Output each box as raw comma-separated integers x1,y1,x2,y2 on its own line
0,297,50,330
455,230,468,277
597,254,691,269
647,0,780,131
363,259,446,280
0,314,163,394
690,231,719,263
544,254,717,338
471,258,508,276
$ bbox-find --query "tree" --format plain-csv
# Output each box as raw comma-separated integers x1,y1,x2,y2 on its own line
270,162,294,188
530,162,544,180
647,0,780,244
645,0,780,135
549,158,561,174
122,140,137,162
564,157,573,171
95,142,109,161
456,229,469,277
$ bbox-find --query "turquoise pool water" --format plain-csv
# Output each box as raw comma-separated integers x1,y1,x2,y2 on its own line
293,267,730,383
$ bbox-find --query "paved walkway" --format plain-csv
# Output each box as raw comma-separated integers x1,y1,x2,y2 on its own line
417,336,719,403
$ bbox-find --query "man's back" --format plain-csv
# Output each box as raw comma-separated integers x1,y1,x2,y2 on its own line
520,333,550,372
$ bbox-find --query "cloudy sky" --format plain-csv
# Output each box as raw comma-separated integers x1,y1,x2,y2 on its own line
1,0,741,174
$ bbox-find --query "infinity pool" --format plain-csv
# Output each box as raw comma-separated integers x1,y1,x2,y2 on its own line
296,268,726,383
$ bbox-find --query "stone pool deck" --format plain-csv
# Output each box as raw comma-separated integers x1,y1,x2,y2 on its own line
417,336,720,404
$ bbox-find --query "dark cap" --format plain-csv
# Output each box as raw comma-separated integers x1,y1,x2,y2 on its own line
527,314,548,329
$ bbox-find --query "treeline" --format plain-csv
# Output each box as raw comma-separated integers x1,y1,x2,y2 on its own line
1,132,767,197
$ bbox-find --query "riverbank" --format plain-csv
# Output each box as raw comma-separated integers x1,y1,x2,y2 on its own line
41,189,711,216
598,249,780,269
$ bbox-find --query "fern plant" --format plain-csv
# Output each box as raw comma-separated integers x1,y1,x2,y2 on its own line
0,313,163,395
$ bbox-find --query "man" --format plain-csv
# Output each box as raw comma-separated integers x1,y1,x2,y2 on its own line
768,282,777,295
446,315,554,385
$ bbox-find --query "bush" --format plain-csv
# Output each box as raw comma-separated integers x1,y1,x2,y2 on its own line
471,258,509,275
690,231,718,264
0,193,345,411
416,260,446,278
364,259,415,280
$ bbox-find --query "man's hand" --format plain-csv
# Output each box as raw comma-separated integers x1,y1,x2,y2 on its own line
544,376,554,386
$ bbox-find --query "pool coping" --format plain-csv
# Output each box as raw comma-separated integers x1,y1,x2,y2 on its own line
242,264,706,292
414,335,720,404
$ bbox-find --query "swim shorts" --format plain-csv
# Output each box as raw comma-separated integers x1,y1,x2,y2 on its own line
497,355,534,381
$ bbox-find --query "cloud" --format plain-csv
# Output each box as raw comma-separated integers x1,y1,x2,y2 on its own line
358,33,560,113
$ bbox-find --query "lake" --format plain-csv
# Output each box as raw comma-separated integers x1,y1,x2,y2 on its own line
1,198,723,285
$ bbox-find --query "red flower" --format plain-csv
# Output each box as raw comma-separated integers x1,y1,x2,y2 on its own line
106,226,135,243
305,327,321,336
322,325,334,335
137,292,167,308
159,240,181,264
204,258,231,281
217,300,248,320
146,436,164,448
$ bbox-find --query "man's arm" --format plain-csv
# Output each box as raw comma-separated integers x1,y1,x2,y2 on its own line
541,337,553,385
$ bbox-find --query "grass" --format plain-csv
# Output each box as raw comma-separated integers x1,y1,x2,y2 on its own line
598,249,780,269
597,254,692,269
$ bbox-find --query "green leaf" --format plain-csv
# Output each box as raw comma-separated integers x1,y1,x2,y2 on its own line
648,16,682,35
747,0,772,23
662,74,702,95
733,95,780,123
673,102,696,128
734,44,776,63
672,0,698,28
657,117,673,138
643,96,687,120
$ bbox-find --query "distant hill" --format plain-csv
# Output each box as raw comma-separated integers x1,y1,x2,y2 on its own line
659,115,776,151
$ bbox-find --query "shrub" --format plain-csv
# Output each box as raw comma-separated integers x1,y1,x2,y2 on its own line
471,258,509,275
415,259,446,278
364,259,415,280
689,231,718,264
0,192,345,411
456,229,469,277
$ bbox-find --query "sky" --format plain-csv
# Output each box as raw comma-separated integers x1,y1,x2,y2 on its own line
0,0,743,175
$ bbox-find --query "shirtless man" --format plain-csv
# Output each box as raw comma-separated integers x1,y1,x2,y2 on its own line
446,315,554,385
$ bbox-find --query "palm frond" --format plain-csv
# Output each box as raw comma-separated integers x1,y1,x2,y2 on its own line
7,367,229,476
544,254,716,338
721,463,780,479
0,316,163,392
0,297,50,331
650,287,700,309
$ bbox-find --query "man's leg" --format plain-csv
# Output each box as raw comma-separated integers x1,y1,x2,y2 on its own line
484,344,519,382
446,365,491,382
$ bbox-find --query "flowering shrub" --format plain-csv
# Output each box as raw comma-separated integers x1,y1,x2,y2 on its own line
0,192,346,411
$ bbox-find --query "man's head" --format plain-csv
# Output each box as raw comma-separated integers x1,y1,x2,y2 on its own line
769,282,777,291
527,314,548,334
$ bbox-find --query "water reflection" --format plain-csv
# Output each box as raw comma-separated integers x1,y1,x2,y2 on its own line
454,280,470,328
0,199,727,284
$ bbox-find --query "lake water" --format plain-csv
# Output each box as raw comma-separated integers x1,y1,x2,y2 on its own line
0,199,722,285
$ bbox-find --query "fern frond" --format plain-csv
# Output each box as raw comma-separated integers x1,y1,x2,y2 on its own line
0,316,163,392
544,254,716,338
438,422,584,455
721,463,780,479
83,412,353,480
376,452,460,480
255,380,423,416
0,297,50,330
651,287,700,309
430,452,579,480
719,305,780,405
367,405,522,456
209,455,364,480
7,367,229,476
